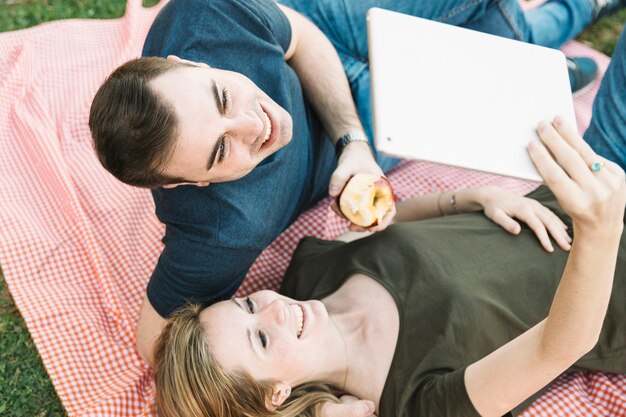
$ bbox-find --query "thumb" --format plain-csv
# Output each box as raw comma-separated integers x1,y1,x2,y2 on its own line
322,400,375,417
329,167,351,198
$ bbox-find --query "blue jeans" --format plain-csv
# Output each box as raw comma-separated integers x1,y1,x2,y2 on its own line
279,0,615,172
584,28,626,168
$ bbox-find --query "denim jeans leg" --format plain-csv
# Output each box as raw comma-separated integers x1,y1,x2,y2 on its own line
584,29,626,169
279,0,532,172
524,0,594,48
279,0,529,60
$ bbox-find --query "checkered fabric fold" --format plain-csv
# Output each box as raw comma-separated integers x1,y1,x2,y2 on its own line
0,0,623,415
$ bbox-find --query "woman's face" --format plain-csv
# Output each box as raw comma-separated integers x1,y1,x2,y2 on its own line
200,290,340,386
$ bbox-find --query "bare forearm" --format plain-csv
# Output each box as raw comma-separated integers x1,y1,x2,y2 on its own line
285,11,364,142
541,228,622,359
394,188,484,223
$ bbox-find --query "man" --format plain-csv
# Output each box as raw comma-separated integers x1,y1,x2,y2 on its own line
89,0,625,378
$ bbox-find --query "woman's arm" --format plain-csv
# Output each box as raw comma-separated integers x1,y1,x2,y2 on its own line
464,117,626,417
337,186,571,251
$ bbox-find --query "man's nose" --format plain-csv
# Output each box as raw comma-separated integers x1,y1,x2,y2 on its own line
261,299,286,326
228,110,263,145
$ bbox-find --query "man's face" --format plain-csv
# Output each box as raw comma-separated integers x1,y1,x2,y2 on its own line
150,63,293,186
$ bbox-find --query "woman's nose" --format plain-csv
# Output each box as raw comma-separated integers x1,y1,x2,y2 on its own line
228,110,263,145
261,300,286,326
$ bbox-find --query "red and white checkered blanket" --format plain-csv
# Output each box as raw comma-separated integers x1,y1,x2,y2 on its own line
0,0,624,415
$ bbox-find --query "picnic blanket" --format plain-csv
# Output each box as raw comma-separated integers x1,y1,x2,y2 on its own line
0,0,624,415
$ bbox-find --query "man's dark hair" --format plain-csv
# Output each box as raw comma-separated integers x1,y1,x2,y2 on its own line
89,57,187,188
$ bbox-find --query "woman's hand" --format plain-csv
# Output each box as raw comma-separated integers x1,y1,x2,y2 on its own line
329,141,396,232
473,185,572,252
320,395,376,417
466,117,625,417
529,117,626,238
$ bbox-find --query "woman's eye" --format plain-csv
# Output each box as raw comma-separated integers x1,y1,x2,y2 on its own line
258,330,267,348
222,88,231,115
245,296,255,313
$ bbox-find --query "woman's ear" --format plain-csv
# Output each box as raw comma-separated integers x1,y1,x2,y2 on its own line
265,383,291,411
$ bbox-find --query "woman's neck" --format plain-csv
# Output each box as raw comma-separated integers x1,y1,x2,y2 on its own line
322,274,400,411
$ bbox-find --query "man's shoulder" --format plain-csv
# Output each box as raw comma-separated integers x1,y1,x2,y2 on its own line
154,0,282,27
143,0,290,64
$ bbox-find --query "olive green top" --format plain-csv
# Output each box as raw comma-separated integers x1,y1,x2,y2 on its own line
281,186,626,417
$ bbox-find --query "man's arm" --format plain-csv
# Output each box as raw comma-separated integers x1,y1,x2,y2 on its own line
135,294,166,366
277,5,392,233
278,4,364,149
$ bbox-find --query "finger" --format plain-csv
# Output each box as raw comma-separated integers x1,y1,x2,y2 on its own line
538,204,570,234
488,208,521,235
551,117,622,185
601,158,626,176
338,395,359,405
544,119,620,190
329,169,351,197
552,116,598,161
528,140,579,197
330,201,346,219
518,211,554,252
536,121,594,187
366,204,396,232
536,207,572,251
321,400,375,417
348,224,368,233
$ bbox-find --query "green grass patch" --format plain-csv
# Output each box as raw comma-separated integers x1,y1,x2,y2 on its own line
578,10,626,56
0,270,65,416
0,0,161,33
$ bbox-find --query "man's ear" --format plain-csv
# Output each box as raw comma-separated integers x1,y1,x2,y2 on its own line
166,54,182,63
162,181,210,188
162,181,210,189
166,55,211,68
265,383,291,411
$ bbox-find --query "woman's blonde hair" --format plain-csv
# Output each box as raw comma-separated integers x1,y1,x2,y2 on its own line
154,303,340,417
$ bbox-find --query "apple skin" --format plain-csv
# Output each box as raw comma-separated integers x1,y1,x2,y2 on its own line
337,174,395,227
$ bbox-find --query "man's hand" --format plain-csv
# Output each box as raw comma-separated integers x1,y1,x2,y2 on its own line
320,395,376,417
329,141,396,232
135,295,167,366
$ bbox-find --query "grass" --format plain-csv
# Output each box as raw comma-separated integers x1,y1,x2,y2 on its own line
578,9,626,55
0,271,65,417
0,0,161,32
0,1,624,416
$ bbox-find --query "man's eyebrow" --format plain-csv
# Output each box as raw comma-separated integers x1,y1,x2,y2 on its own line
206,79,224,171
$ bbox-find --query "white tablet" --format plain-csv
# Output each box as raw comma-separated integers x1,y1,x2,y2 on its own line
367,8,577,182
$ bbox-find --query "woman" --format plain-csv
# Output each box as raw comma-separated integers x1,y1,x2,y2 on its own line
153,118,626,417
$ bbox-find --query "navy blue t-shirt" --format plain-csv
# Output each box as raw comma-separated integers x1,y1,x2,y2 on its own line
142,0,336,316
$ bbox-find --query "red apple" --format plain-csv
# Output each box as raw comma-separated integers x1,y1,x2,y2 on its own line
338,173,395,227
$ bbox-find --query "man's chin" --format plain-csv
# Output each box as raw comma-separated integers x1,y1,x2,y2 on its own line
280,114,294,147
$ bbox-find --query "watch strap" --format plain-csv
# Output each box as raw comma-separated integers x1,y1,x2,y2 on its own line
334,131,370,157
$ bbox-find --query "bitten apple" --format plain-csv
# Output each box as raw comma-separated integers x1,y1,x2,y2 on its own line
338,173,395,227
